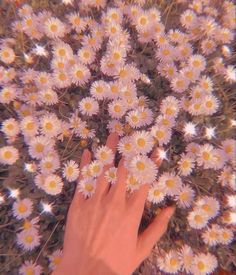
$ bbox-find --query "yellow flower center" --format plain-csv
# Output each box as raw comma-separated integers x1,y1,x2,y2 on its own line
49,181,57,189
165,108,174,115
59,73,66,81
84,102,92,110
140,17,147,25
25,235,34,244
114,105,121,113
85,183,94,192
180,192,188,201
100,151,108,160
45,122,53,131
76,70,84,78
26,122,34,130
58,49,66,57
206,101,213,108
170,258,178,266
154,189,161,196
194,214,203,223
166,179,175,188
18,203,27,213
137,138,146,147
136,161,145,171
202,204,211,212
202,151,210,161
4,151,12,159
156,130,165,139
50,24,58,32
197,261,205,271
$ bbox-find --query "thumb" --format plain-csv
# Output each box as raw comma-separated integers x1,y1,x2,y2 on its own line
135,206,175,265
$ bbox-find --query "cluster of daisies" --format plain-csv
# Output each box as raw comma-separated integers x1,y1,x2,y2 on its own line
0,0,235,274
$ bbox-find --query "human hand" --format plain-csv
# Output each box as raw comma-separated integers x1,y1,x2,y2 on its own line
53,133,175,275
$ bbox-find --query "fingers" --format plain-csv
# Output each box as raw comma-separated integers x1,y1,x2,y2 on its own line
135,206,175,265
126,148,163,223
108,157,127,202
72,149,92,205
94,133,119,198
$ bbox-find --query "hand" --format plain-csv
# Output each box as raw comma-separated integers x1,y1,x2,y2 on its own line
53,133,175,275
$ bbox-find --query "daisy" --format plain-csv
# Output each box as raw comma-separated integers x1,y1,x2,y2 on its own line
100,55,118,77
129,155,157,184
77,178,96,198
53,70,71,89
107,80,122,100
82,34,102,51
20,116,38,137
1,118,20,138
70,63,91,86
160,96,180,118
39,88,58,105
201,224,221,246
95,145,114,165
187,209,209,230
150,125,172,146
180,9,197,29
43,174,63,195
154,33,169,47
163,250,182,274
201,38,216,55
48,249,63,271
77,47,96,65
168,29,185,43
178,154,195,176
40,113,61,138
212,149,227,170
88,160,103,177
180,66,200,83
147,183,166,204
12,198,33,220
63,160,80,182
118,136,135,157
0,85,18,104
107,46,126,65
176,184,195,208
155,44,176,63
90,80,109,100
126,110,142,129
40,155,60,175
19,260,42,275
158,172,183,197
218,166,235,189
192,252,218,275
171,74,190,93
105,167,117,184
178,245,194,274
106,8,123,24
21,217,40,231
79,97,99,116
35,72,52,88
188,55,206,72
17,228,41,251
197,143,215,169
138,107,154,127
219,228,234,245
188,99,203,116
44,17,66,39
0,146,19,165
196,196,220,219
52,41,73,60
107,120,124,136
67,12,86,33
202,95,220,115
126,174,141,193
28,136,54,160
221,139,236,161
0,46,15,64
108,99,127,119
132,130,154,154
176,43,193,60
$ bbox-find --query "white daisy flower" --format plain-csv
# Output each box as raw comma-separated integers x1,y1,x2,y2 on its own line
126,110,142,129
188,54,206,72
219,228,234,245
197,143,215,169
12,198,33,220
40,155,60,175
158,172,183,197
0,145,19,165
201,224,221,246
53,70,71,89
192,252,218,275
89,160,104,177
0,85,18,104
70,63,91,86
63,160,80,182
187,209,209,230
48,249,63,271
79,97,99,116
160,96,180,118
105,167,117,184
1,118,20,138
19,260,43,275
77,47,96,65
195,196,220,220
77,178,96,198
132,130,154,154
151,125,172,146
129,155,157,184
180,9,197,29
44,17,66,39
158,250,182,274
0,46,15,64
176,184,195,208
118,136,135,158
43,174,63,195
40,113,61,138
17,228,41,251
108,99,127,119
90,80,109,100
178,153,195,176
20,116,39,137
35,72,52,89
52,41,73,60
147,183,166,204
202,95,219,115
178,245,194,274
28,136,54,160
95,145,114,165
126,174,141,193
221,139,236,161
39,88,59,105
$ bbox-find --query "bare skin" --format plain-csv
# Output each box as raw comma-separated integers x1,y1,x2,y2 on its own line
53,133,175,275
